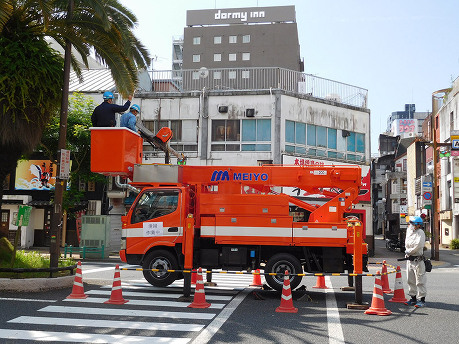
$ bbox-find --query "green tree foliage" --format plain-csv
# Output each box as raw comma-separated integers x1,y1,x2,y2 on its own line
0,0,150,209
0,21,64,204
40,92,106,212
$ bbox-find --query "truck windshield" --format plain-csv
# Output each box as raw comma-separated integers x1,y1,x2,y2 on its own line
131,190,179,224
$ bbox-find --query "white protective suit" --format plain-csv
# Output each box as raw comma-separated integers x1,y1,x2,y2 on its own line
404,224,426,299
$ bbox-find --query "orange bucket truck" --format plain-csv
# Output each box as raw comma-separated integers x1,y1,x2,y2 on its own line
91,128,367,291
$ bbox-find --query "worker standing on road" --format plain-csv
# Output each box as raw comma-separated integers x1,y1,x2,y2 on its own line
121,104,140,132
404,216,427,307
91,91,132,127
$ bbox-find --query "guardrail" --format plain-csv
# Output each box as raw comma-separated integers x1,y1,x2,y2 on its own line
150,67,368,109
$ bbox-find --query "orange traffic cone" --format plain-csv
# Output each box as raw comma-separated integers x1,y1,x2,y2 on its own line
389,266,408,303
191,269,197,285
104,264,128,305
250,269,263,287
275,270,298,313
364,271,392,316
381,260,393,294
188,268,211,308
66,261,88,299
312,275,328,289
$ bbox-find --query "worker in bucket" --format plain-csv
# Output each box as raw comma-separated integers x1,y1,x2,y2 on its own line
121,104,140,132
404,216,427,308
91,91,132,127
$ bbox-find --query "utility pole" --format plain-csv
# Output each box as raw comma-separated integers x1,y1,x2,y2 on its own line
50,0,74,268
431,112,439,261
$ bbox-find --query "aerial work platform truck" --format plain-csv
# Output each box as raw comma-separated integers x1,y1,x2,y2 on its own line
90,127,367,291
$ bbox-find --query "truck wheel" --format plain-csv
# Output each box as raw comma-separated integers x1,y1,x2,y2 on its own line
142,250,179,287
265,253,303,291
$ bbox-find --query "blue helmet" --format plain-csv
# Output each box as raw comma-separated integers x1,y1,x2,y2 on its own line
103,91,114,100
130,104,140,112
409,216,423,225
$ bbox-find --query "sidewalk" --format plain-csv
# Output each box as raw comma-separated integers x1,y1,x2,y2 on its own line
372,235,459,268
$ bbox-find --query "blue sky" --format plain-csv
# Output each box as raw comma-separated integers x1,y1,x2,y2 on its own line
120,0,459,154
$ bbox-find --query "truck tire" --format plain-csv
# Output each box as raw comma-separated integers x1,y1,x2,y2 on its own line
142,249,179,287
264,253,303,291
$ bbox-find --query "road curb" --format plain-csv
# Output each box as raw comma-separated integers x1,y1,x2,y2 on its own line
0,275,74,293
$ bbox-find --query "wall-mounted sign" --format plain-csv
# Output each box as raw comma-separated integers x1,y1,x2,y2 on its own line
16,205,32,226
186,6,295,26
15,160,57,190
59,149,71,180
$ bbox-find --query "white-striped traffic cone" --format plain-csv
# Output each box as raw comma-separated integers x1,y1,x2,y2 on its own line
104,264,128,304
275,270,298,313
188,267,211,308
66,261,88,299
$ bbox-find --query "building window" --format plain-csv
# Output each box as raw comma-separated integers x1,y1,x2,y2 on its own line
285,120,306,154
242,52,250,61
316,126,327,148
242,70,250,79
142,120,182,141
307,124,316,146
214,53,221,62
192,54,200,63
228,53,237,61
242,35,250,43
356,133,365,153
211,119,271,152
213,71,222,80
214,36,221,44
229,35,237,43
288,122,355,159
141,120,198,153
228,71,236,79
328,128,337,149
193,37,201,45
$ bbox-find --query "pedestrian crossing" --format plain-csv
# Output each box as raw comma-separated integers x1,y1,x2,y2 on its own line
0,273,255,343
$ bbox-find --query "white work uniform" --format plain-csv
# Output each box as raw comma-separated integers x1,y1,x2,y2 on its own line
404,224,426,299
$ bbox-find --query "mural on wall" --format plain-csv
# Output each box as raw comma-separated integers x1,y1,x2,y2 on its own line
15,160,57,190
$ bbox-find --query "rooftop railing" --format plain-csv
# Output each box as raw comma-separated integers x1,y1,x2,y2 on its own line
149,67,368,109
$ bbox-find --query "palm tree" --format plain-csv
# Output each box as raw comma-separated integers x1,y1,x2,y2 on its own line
0,0,150,260
0,0,150,198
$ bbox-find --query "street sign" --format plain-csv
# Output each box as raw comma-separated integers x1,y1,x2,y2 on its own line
452,139,459,149
423,192,432,200
422,181,432,188
16,205,32,226
59,149,71,179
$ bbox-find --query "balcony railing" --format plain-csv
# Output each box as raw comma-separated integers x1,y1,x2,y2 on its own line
149,67,368,109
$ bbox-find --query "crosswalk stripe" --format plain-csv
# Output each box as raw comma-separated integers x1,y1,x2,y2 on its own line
102,283,239,295
8,316,204,332
64,297,225,309
86,289,233,301
39,305,216,320
0,329,190,343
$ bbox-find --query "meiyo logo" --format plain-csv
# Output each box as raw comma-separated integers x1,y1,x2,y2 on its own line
211,170,230,181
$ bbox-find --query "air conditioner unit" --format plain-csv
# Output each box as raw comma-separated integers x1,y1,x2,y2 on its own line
246,108,255,117
218,105,228,113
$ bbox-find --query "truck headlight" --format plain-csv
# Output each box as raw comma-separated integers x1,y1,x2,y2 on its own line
120,238,126,250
